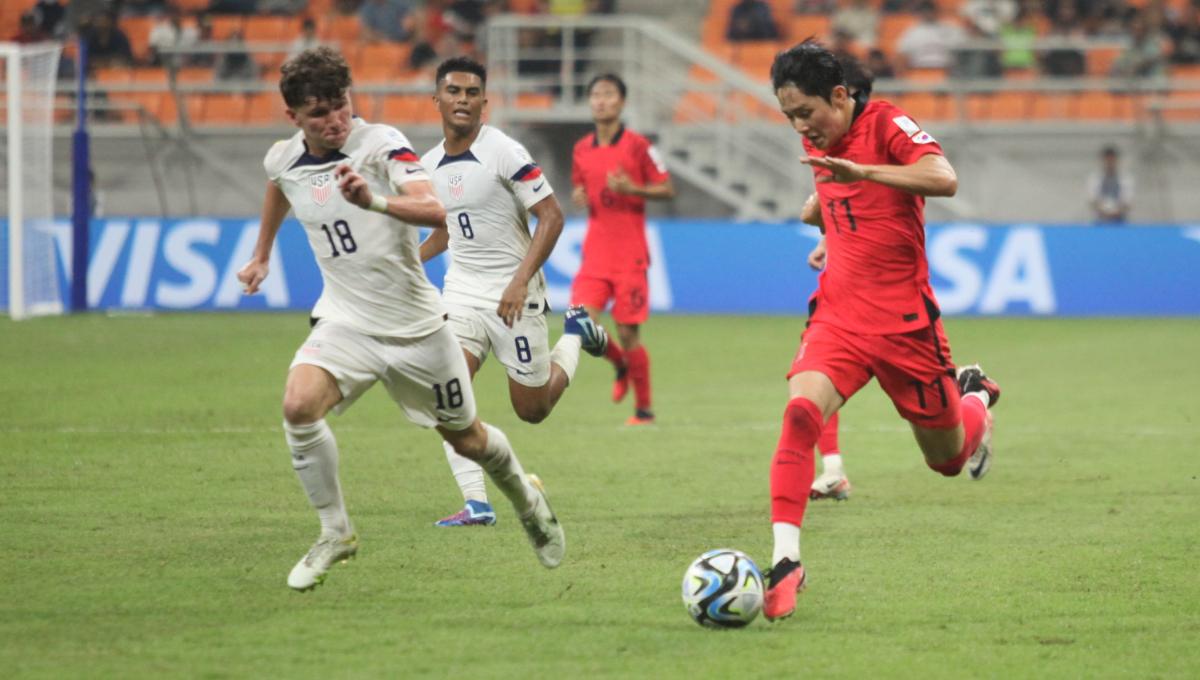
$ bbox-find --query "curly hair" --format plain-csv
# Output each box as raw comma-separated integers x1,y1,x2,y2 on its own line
279,46,352,109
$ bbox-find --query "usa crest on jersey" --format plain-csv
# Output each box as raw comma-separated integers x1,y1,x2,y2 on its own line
310,173,334,206
449,172,464,200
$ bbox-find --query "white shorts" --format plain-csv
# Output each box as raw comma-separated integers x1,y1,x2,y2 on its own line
446,303,551,388
289,320,476,430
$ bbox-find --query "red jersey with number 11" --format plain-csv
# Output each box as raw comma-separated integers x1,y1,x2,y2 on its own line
572,125,671,276
804,99,946,335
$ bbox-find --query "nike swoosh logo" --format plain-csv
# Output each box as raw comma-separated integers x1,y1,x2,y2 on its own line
436,415,455,422
532,182,544,191
406,168,422,174
514,369,533,376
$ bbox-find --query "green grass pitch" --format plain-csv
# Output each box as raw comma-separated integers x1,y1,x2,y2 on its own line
2,314,1198,678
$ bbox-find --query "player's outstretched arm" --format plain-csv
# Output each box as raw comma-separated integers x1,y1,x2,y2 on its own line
238,180,291,295
497,195,565,328
334,163,447,227
419,227,449,263
802,153,957,197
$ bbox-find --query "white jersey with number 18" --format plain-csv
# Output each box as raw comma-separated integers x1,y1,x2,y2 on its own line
421,125,554,311
265,117,445,338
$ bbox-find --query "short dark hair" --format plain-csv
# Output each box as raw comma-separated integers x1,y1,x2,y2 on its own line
436,56,487,89
279,47,352,109
1101,145,1119,157
770,39,844,103
838,54,873,99
587,73,626,98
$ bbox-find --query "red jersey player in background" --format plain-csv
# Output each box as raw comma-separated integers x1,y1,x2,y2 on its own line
762,41,1001,621
571,73,675,426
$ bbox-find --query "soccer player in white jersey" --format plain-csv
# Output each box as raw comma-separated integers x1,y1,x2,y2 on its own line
235,47,564,590
418,57,609,527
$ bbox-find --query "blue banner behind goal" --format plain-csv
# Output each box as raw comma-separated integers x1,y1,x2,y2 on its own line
3,218,1198,316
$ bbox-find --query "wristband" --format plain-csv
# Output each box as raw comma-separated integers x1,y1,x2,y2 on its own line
368,195,388,213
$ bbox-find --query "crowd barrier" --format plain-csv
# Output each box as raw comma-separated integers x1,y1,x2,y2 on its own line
4,218,1199,316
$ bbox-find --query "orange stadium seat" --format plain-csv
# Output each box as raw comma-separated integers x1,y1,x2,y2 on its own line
121,16,156,63
732,41,786,79
355,43,412,81
1086,47,1122,77
674,91,720,123
516,92,555,110
93,67,132,83
244,16,289,42
172,0,210,11
198,93,248,124
173,67,213,83
247,92,287,125
209,16,245,41
891,91,951,122
789,15,831,43
380,95,434,125
322,15,360,42
879,14,919,58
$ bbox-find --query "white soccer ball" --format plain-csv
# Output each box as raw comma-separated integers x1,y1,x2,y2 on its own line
681,548,764,628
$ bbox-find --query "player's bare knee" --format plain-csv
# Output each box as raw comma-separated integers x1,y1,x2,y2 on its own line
282,395,323,425
515,401,551,424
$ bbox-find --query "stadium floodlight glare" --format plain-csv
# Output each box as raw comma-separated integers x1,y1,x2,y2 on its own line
2,42,63,320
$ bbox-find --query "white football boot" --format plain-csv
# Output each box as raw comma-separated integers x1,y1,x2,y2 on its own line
810,471,852,501
287,532,358,591
520,475,565,568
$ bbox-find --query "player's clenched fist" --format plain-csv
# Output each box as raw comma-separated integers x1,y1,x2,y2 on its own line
238,259,269,295
335,163,373,208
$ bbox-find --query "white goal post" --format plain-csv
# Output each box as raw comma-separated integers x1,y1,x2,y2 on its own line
2,42,64,320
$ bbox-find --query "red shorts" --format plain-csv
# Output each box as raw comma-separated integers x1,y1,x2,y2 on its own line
571,272,649,325
788,320,962,429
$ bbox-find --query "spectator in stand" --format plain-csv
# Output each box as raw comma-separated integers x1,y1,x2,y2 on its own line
259,0,308,14
880,0,919,12
11,14,47,43
961,0,1017,38
1111,9,1168,78
727,0,781,42
288,17,322,59
896,1,967,70
832,0,879,49
360,0,415,43
32,0,66,38
124,0,169,16
148,7,199,67
865,47,897,78
1042,1,1086,76
1087,145,1134,224
999,1,1039,71
207,0,258,15
190,13,216,68
953,9,1004,77
215,29,258,80
795,0,836,12
1167,2,1200,64
82,13,135,69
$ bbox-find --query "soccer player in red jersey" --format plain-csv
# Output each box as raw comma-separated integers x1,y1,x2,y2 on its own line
762,41,1001,621
570,73,675,426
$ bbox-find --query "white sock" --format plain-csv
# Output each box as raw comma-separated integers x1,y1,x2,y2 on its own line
550,333,582,384
965,391,989,409
475,423,538,517
821,453,844,477
443,440,488,504
772,522,801,567
284,419,351,537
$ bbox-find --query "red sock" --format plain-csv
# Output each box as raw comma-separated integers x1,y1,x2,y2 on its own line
927,395,988,476
817,411,840,456
604,337,625,369
625,345,652,411
770,397,822,526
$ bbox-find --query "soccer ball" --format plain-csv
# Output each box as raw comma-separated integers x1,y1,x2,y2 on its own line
681,549,764,628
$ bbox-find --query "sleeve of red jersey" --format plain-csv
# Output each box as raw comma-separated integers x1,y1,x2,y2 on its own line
880,105,944,166
638,137,671,184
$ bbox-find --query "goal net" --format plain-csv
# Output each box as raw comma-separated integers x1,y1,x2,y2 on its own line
1,42,64,319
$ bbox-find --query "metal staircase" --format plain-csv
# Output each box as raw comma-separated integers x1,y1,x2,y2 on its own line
485,14,808,222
